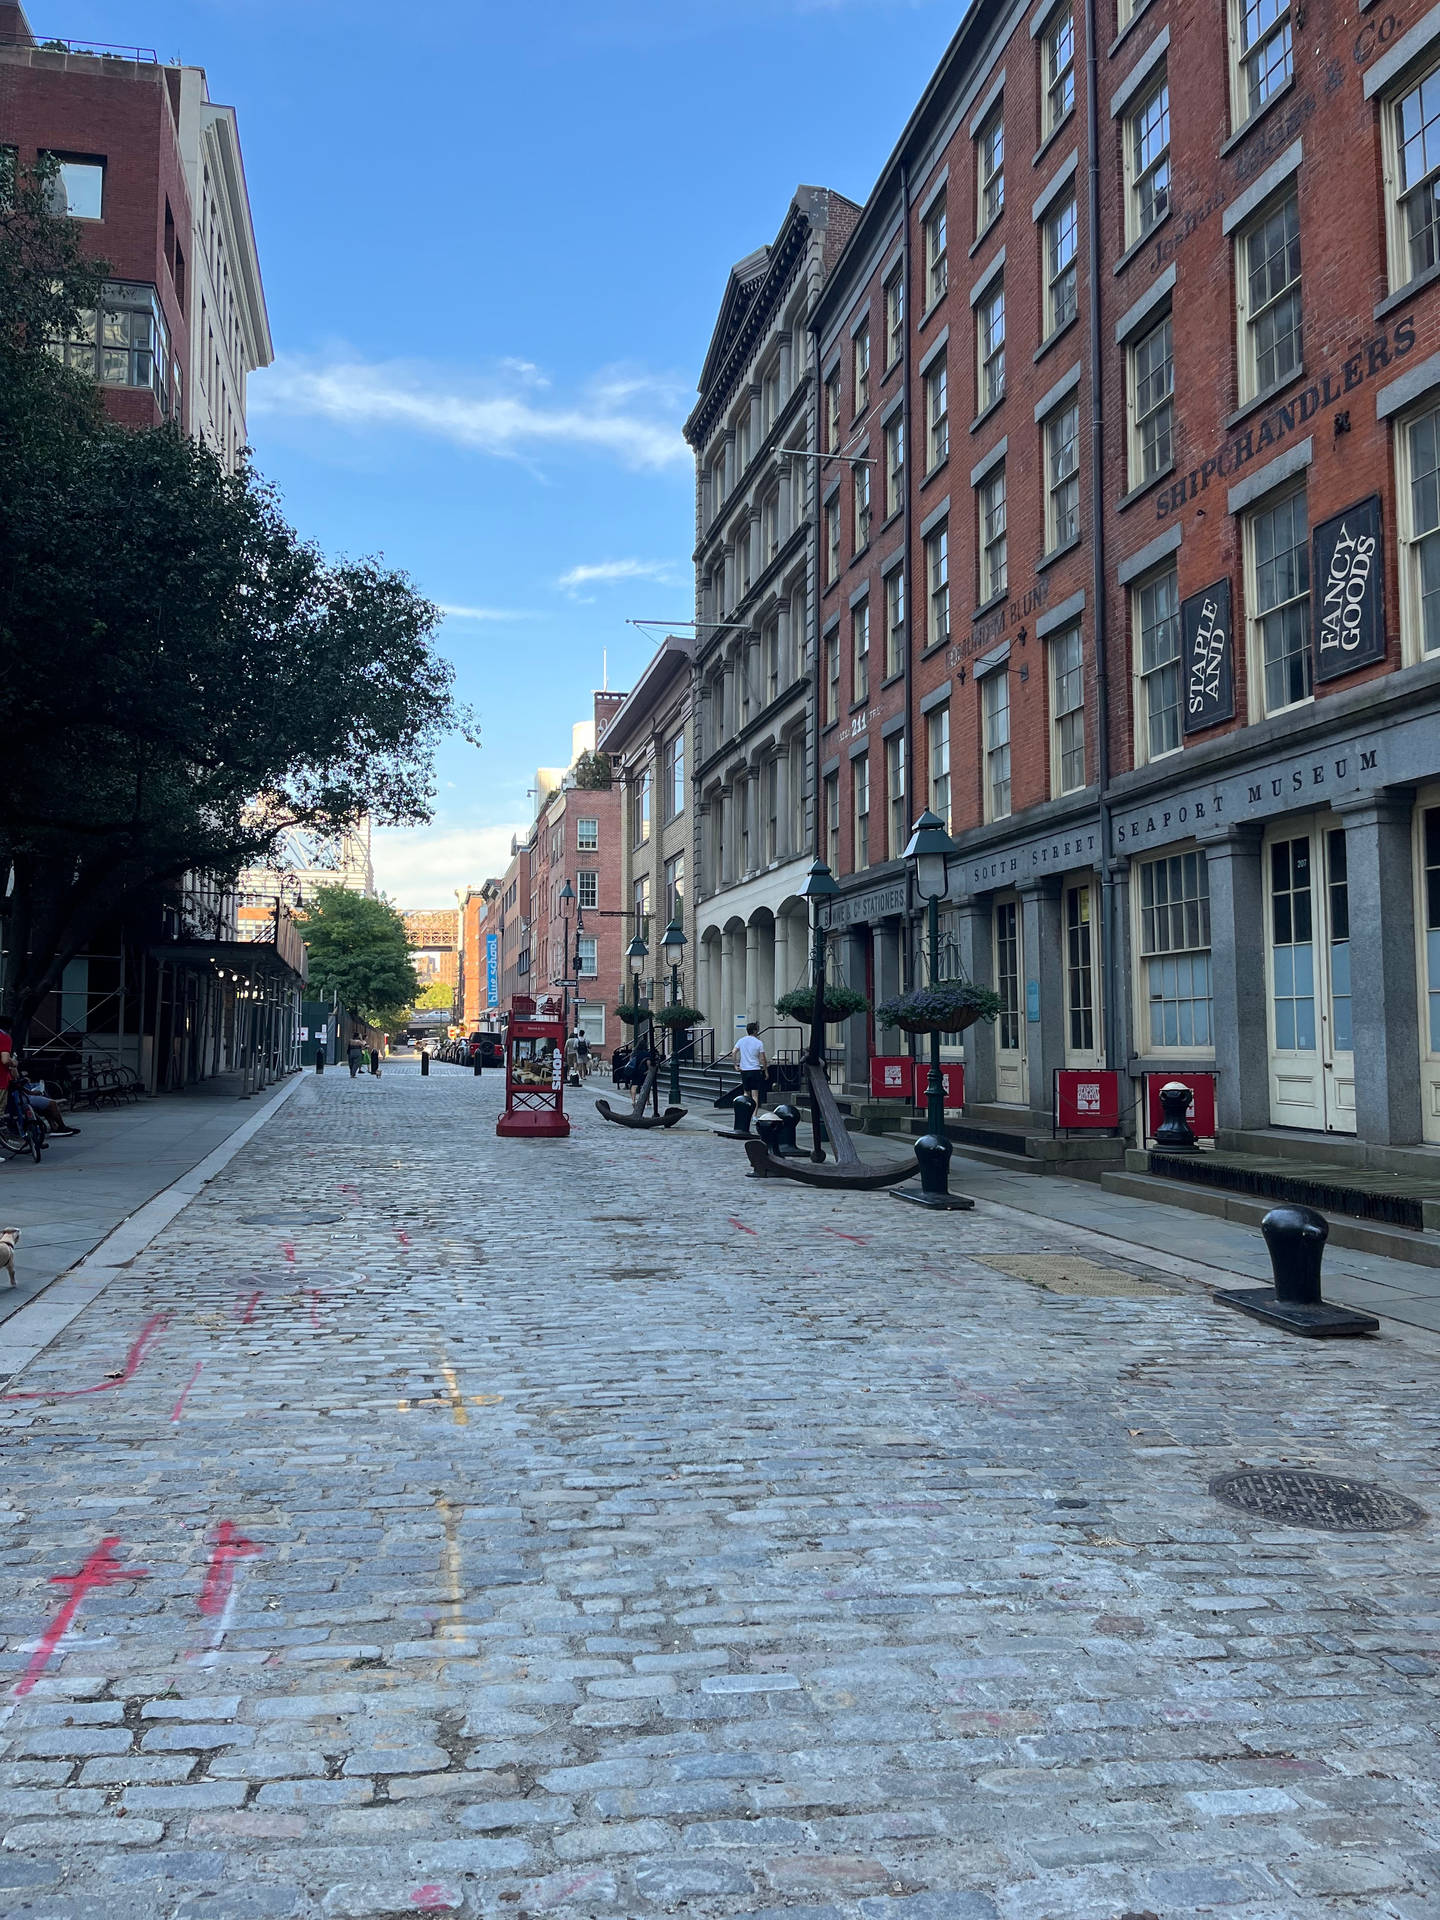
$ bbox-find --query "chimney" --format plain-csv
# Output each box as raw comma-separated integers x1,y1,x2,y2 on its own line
593,689,625,735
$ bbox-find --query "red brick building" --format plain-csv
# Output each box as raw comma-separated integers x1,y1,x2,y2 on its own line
809,0,1440,1156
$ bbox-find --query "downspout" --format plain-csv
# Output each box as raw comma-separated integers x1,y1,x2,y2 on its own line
809,319,824,859
900,159,915,998
1084,0,1119,1074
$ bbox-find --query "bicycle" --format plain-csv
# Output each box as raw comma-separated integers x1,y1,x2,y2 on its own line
0,1084,46,1162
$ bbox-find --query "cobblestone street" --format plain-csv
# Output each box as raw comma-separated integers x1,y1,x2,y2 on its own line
1,1063,1437,1920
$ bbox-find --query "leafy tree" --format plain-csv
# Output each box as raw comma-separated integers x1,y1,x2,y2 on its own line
415,981,453,1012
302,888,419,1028
0,156,473,1038
571,750,613,790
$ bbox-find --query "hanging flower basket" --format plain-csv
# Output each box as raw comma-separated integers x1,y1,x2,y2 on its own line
775,984,871,1024
614,1004,654,1026
876,981,1003,1035
653,1003,703,1029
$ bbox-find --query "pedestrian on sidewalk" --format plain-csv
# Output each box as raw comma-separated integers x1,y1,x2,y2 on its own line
728,1020,769,1104
577,1031,591,1079
347,1040,366,1077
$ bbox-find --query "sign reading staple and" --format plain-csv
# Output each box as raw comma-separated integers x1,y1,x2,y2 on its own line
1181,578,1234,734
1313,495,1385,683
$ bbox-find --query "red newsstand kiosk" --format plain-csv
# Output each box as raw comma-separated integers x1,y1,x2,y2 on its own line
496,998,570,1139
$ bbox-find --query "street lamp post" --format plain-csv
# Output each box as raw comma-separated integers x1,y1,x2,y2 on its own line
798,858,840,1162
626,932,648,1103
894,808,968,1210
558,880,574,1034
661,913,687,1108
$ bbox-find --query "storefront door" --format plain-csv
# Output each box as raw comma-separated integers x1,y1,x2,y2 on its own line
1264,817,1355,1133
1418,796,1440,1144
1063,878,1103,1069
993,894,1027,1106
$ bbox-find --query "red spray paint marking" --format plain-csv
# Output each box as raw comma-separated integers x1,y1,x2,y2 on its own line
169,1361,203,1424
727,1217,758,1236
14,1538,148,1695
306,1289,323,1328
280,1240,296,1264
237,1291,262,1324
197,1521,262,1618
1,1314,169,1402
396,1229,411,1248
823,1228,869,1245
408,1889,459,1914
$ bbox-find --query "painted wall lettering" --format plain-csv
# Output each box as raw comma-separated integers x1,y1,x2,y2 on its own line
1313,495,1386,681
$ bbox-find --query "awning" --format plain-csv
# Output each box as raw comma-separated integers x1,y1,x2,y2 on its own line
150,939,307,984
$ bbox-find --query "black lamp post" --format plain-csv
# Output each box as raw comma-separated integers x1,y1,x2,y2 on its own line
798,857,840,1162
558,879,574,1033
894,808,969,1210
626,933,648,1081
662,913,687,1108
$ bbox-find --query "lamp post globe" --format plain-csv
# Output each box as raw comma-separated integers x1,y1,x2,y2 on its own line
895,810,968,1210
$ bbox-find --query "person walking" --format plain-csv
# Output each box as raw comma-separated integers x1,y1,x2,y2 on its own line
728,1021,769,1104
576,1031,591,1079
347,1039,366,1077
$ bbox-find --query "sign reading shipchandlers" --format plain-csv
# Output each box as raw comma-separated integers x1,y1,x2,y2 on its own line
1313,494,1385,683
1181,578,1234,733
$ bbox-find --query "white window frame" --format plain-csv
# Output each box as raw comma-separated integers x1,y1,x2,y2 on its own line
576,869,599,910
853,323,871,415
824,770,840,869
924,197,949,307
853,752,871,869
852,599,871,704
982,668,1012,822
762,487,781,566
1228,0,1294,135
885,413,905,516
978,280,1005,413
1045,7,1076,137
885,268,905,368
1131,564,1183,767
1397,397,1440,665
576,817,599,850
1244,481,1313,720
666,731,686,819
1049,623,1086,796
886,733,907,859
1383,58,1440,294
824,627,840,725
1235,189,1302,404
1125,73,1171,247
1128,311,1174,490
925,524,950,648
1133,847,1215,1056
925,357,949,471
824,497,840,585
1044,194,1079,339
927,704,951,829
980,466,1008,603
825,371,841,453
886,568,906,677
853,461,871,551
977,110,1005,236
1044,401,1080,553
576,935,599,978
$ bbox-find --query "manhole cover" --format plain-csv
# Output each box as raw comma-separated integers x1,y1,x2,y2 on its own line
238,1211,345,1227
1211,1468,1427,1533
984,1255,1169,1297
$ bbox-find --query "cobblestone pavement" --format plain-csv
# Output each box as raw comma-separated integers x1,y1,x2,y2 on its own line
1,1064,1438,1920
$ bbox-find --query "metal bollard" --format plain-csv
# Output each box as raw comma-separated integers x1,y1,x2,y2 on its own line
753,1110,783,1154
473,1054,483,1077
730,1090,755,1136
1216,1201,1379,1336
773,1102,802,1156
420,1051,430,1077
314,1044,325,1075
1154,1080,1198,1150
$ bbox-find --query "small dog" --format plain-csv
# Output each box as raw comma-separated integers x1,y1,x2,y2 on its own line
0,1228,19,1287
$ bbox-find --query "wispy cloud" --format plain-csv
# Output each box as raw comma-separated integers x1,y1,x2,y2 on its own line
438,604,546,622
556,558,680,596
252,352,688,472
372,823,529,908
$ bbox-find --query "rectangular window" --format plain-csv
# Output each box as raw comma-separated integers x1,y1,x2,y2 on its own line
634,874,651,934
1066,885,1096,1053
926,524,950,647
765,617,781,703
736,521,753,598
925,357,949,470
978,110,1005,233
928,704,951,829
824,627,840,725
1135,566,1181,761
1046,7,1076,135
1401,402,1440,659
735,410,751,472
825,497,840,585
577,936,598,977
1045,402,1080,551
1130,313,1174,487
1239,192,1301,400
44,154,104,220
666,731,685,819
978,280,1005,413
577,870,598,910
762,359,781,432
853,324,871,414
765,759,780,863
635,769,653,844
886,734,907,860
1392,64,1440,286
1248,485,1311,714
925,196,949,305
853,754,871,869
853,460,871,551
885,268,905,367
980,466,1008,602
852,600,871,703
47,279,169,409
1232,0,1293,128
1045,195,1079,336
664,853,684,924
1050,625,1085,795
1138,850,1212,1048
1127,77,1171,243
886,568,906,677
885,413,904,517
762,488,781,565
983,669,1012,820
576,817,599,850
826,371,841,453
824,771,840,869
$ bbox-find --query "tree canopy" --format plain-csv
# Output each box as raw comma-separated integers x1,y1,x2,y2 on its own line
301,887,419,1027
415,981,453,1012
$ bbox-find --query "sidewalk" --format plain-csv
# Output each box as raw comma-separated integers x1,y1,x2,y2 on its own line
0,1075,301,1327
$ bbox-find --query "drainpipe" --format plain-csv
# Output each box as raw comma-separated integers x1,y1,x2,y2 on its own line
900,159,915,996
809,318,824,859
1084,0,1119,1074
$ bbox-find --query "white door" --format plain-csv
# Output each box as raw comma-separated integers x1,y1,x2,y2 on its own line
993,894,1028,1106
1063,878,1103,1069
1265,818,1356,1133
1418,796,1440,1143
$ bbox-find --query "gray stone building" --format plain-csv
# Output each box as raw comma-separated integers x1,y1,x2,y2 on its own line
684,186,859,1060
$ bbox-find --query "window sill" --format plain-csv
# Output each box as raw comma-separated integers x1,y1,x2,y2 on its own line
882,354,903,386
920,455,950,489
821,719,840,737
879,506,904,536
970,210,1003,259
918,291,948,331
1033,312,1079,365
1037,532,1082,572
970,392,1006,435
850,402,871,429
1263,694,1315,724
1376,261,1440,320
1218,74,1297,159
1109,0,1161,59
1116,461,1174,512
1033,107,1074,170
1223,364,1305,431
850,539,871,566
1112,207,1170,278
921,637,951,661
972,589,1008,621
881,670,904,690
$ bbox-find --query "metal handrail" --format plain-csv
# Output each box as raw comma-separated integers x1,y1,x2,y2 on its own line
4,33,159,61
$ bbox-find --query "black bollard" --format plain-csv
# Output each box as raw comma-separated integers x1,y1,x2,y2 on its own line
893,1131,975,1211
314,1043,325,1075
753,1111,783,1158
731,1090,755,1136
773,1103,803,1156
473,1053,483,1077
1154,1080,1198,1150
420,1050,430,1077
1215,1202,1378,1336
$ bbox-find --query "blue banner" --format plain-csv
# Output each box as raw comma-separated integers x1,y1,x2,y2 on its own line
485,932,499,1007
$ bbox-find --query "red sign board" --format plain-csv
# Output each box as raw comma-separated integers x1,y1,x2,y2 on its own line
870,1056,914,1101
913,1060,965,1110
1054,1068,1121,1131
1145,1070,1217,1142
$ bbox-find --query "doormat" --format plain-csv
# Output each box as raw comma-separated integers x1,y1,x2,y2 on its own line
982,1255,1171,1297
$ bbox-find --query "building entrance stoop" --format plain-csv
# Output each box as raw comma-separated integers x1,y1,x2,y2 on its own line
858,1098,1127,1182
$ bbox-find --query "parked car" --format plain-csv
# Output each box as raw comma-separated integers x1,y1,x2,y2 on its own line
467,1031,503,1067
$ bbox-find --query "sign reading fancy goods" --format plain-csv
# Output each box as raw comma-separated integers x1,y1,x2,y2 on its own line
1313,495,1385,683
1181,578,1234,734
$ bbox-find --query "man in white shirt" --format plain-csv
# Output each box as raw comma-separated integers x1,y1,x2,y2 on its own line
729,1022,768,1102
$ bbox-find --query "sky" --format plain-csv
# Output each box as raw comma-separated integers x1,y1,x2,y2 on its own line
48,0,962,906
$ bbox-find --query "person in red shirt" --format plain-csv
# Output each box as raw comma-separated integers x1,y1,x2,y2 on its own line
0,1028,79,1137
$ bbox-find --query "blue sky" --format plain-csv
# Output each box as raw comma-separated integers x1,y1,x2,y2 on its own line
53,0,960,904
